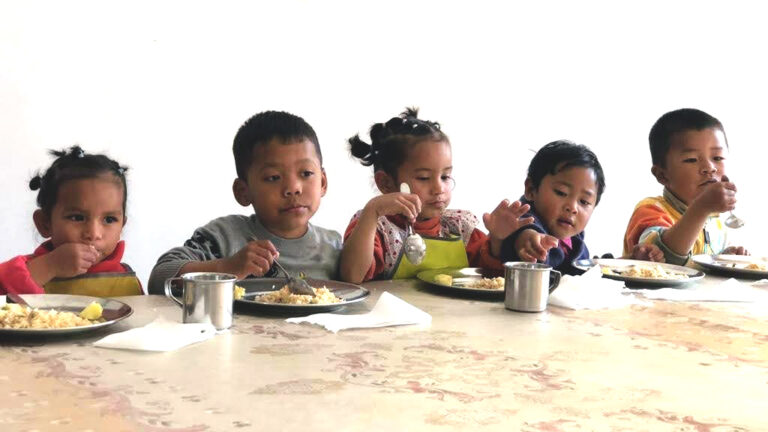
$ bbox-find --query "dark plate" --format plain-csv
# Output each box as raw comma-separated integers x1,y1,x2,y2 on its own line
416,268,505,300
1,294,133,336
234,278,369,314
572,258,704,288
692,254,768,279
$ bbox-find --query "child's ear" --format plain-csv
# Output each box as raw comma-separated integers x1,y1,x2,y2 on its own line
523,178,537,201
374,171,397,194
33,209,52,238
232,178,251,207
651,165,669,186
320,168,328,197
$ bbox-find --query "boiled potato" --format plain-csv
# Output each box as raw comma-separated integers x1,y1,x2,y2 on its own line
79,301,103,320
434,274,453,286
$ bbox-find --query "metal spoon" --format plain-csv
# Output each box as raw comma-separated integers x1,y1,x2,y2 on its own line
725,211,745,229
399,183,427,265
272,259,316,297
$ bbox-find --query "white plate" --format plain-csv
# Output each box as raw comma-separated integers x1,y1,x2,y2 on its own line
692,254,768,279
572,258,704,288
1,294,133,336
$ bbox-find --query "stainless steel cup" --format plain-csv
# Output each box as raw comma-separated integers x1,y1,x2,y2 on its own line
164,272,236,330
504,262,562,312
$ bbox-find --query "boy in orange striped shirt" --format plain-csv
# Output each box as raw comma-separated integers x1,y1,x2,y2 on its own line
623,108,748,265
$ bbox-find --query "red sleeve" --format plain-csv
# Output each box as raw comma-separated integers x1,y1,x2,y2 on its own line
465,229,504,271
0,255,45,295
343,217,387,282
623,203,676,256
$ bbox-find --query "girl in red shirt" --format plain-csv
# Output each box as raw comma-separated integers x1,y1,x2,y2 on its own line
0,146,141,296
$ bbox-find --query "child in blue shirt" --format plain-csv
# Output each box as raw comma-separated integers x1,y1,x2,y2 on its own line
499,140,605,275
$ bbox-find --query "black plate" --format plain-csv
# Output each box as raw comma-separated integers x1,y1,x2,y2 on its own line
416,268,505,300
572,258,704,288
692,254,768,279
234,278,369,315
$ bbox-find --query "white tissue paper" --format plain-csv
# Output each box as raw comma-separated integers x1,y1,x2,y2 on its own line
631,278,768,302
93,317,216,352
286,291,432,333
548,265,647,310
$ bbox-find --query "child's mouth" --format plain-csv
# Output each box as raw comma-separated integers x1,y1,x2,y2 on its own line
556,218,574,228
699,178,718,187
281,205,308,214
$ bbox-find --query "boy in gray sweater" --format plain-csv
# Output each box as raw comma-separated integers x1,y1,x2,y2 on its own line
148,111,342,294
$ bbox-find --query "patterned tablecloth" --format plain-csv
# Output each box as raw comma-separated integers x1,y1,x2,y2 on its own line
2,277,767,431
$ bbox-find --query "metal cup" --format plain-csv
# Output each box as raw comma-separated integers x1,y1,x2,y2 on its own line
164,272,236,330
504,262,562,313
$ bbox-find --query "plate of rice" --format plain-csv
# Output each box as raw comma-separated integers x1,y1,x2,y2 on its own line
0,294,133,336
416,268,506,299
233,278,369,314
572,258,704,288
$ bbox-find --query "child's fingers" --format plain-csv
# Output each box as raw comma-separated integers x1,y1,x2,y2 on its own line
519,216,535,226
404,194,422,215
540,235,560,250
255,240,278,256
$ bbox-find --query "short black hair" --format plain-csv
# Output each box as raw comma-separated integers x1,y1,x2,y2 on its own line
233,111,321,180
649,108,726,167
527,140,606,204
29,145,129,217
348,107,448,179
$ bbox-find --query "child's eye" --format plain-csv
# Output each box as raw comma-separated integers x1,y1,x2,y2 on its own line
683,158,697,163
264,175,281,182
440,175,453,182
104,216,120,224
415,177,430,182
66,214,85,222
713,156,725,162
580,199,592,207
301,170,315,178
553,189,567,197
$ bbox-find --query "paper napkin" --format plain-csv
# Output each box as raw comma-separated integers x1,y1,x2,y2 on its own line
548,265,648,310
93,317,216,352
630,278,768,302
286,291,431,333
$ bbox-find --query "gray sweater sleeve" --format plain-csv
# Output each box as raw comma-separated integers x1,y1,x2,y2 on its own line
147,215,251,294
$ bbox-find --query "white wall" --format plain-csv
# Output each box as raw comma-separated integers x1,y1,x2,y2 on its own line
2,0,766,286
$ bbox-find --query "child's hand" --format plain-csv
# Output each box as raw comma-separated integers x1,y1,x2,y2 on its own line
483,199,535,240
47,243,101,278
631,244,665,262
220,240,278,279
691,176,737,214
514,229,559,263
363,192,422,222
483,199,535,257
722,246,749,255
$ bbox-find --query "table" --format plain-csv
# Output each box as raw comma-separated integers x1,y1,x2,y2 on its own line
2,278,767,431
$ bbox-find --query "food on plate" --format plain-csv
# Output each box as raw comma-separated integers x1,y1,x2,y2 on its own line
464,277,505,290
0,303,102,329
256,285,342,305
234,285,246,300
602,264,688,280
745,263,767,271
433,274,453,286
78,301,103,320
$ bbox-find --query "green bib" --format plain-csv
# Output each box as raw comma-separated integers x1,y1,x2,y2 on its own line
45,272,143,297
391,235,469,279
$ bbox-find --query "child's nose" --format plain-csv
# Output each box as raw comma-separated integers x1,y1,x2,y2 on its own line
564,198,578,214
83,221,103,240
282,176,302,196
700,159,717,174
